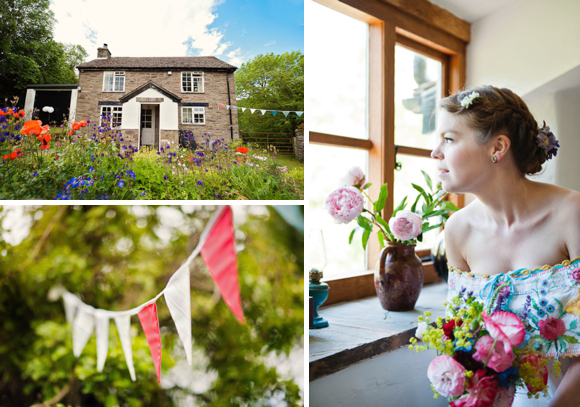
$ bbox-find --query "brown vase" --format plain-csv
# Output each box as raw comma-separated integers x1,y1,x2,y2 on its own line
374,242,424,311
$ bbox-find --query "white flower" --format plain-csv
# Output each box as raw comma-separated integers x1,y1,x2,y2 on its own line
339,166,366,188
460,91,480,108
415,321,428,340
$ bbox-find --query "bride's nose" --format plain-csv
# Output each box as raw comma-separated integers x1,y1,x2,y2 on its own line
431,143,443,160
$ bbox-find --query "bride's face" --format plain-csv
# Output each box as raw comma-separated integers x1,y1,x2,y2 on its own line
431,110,491,194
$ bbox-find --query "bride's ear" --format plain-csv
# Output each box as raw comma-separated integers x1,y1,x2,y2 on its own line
491,134,511,162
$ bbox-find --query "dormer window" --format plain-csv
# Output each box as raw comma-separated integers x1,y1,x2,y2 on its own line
103,71,125,92
181,72,204,93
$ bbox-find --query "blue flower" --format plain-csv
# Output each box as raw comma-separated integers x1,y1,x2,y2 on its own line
541,280,550,287
498,366,519,388
164,175,168,181
540,288,548,296
88,166,94,173
127,170,136,179
537,309,546,318
141,190,146,196
117,180,124,188
539,298,548,307
91,155,95,161
547,304,555,313
197,180,203,186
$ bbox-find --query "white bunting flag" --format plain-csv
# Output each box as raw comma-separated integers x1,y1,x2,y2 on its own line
62,292,78,324
250,109,256,114
164,265,193,365
114,315,136,381
260,110,267,115
296,111,304,117
73,306,94,357
282,111,290,117
226,105,231,109
240,107,245,113
95,311,109,372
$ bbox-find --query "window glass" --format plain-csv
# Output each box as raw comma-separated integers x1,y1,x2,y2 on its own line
308,144,368,277
394,45,442,149
193,107,205,124
306,0,368,139
393,154,440,251
182,107,192,124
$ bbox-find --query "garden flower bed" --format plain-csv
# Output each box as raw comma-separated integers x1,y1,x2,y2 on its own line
0,108,304,200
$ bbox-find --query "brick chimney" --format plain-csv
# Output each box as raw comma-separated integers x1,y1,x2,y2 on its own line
97,44,111,59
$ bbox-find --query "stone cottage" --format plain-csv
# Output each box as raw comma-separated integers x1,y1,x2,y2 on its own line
74,44,239,149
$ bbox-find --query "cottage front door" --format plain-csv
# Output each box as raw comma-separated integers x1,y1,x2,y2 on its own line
140,105,156,147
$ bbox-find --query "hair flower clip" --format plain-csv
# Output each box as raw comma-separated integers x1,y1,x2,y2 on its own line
536,121,559,160
460,91,480,109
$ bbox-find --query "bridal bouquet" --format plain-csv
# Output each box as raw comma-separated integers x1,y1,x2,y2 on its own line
410,285,561,406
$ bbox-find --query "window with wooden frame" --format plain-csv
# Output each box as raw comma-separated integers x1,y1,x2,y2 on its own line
102,72,125,92
308,0,469,305
181,72,204,93
181,107,205,124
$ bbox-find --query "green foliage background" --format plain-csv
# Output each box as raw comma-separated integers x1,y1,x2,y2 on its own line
235,52,304,135
0,205,304,406
0,0,88,102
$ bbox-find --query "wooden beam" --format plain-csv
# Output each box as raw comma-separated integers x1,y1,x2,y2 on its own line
396,34,447,62
396,145,432,158
449,42,466,94
315,0,382,23
309,132,374,150
337,0,467,54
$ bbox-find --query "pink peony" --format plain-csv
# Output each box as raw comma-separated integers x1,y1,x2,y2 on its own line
570,268,580,282
339,166,366,188
324,186,365,224
482,311,525,347
539,317,566,341
427,354,466,398
472,335,514,372
388,210,422,241
450,370,499,407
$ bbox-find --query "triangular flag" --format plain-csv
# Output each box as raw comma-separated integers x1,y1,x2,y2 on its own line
201,207,245,323
226,105,230,109
164,265,192,365
233,106,238,111
271,110,278,116
73,307,94,357
114,315,136,381
240,107,245,113
250,109,256,114
260,110,267,115
282,111,290,117
95,311,109,372
219,103,223,108
138,303,162,382
62,292,78,324
296,111,304,117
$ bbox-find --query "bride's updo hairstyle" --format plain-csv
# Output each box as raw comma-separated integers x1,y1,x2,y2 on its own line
439,85,545,175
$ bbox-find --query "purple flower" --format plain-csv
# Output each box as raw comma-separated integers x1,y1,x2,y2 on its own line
33,171,38,177
197,180,203,186
141,190,146,196
164,175,168,181
536,122,560,160
117,180,124,188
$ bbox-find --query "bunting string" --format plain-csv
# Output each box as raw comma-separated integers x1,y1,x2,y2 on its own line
58,206,244,382
216,103,303,117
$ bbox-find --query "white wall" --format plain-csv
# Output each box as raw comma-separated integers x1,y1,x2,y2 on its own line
310,347,448,407
121,88,179,130
467,0,580,96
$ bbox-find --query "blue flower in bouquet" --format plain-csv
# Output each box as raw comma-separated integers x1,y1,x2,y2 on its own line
498,366,519,388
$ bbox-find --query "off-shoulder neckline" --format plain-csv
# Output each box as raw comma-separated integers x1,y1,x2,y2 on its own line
449,257,580,278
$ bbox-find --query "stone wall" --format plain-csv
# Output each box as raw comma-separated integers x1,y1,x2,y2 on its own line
76,69,239,141
294,123,304,162
121,129,138,148
160,130,179,149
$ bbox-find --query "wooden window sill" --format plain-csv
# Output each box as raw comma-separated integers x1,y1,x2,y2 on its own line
309,281,447,381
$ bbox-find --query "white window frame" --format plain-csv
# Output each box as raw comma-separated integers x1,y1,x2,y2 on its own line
182,106,205,124
100,106,123,127
102,71,125,92
181,72,204,93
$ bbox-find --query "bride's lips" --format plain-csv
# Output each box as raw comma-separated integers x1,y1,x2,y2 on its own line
437,168,449,177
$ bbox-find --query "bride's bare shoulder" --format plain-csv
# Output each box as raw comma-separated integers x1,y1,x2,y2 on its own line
444,199,483,270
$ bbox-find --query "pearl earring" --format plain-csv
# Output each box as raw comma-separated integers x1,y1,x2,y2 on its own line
492,156,498,163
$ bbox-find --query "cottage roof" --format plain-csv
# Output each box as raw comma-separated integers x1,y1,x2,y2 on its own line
77,56,237,71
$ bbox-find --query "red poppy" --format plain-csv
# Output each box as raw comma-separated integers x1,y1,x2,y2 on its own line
71,122,81,131
37,133,51,150
3,149,22,161
79,120,88,127
0,110,7,116
20,120,43,136
18,110,25,118
236,146,248,154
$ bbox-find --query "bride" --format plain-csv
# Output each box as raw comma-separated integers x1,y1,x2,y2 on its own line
432,85,580,407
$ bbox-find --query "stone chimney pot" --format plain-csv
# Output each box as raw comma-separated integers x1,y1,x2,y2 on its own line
97,44,111,59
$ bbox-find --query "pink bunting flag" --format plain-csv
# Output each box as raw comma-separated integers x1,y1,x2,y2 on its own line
138,303,162,382
201,207,245,324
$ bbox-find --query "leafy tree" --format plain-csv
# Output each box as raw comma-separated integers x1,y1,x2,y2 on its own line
0,0,88,102
235,51,304,136
0,206,304,406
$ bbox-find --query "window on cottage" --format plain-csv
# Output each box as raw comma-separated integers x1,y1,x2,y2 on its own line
103,72,125,92
182,107,205,124
101,106,122,127
181,72,204,93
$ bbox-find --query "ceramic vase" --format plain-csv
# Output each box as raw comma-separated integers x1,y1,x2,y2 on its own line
374,242,424,311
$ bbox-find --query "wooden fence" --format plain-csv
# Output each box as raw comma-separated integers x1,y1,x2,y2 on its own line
240,132,294,155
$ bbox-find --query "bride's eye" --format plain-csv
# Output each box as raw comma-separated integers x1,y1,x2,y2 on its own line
444,137,453,144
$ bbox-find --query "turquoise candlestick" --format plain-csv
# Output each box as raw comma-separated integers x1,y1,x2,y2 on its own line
309,269,329,329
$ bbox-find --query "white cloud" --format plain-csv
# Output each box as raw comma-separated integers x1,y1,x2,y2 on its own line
226,48,244,67
264,40,276,46
51,0,234,58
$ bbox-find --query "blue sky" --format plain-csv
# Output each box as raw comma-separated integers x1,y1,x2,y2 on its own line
50,0,303,67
